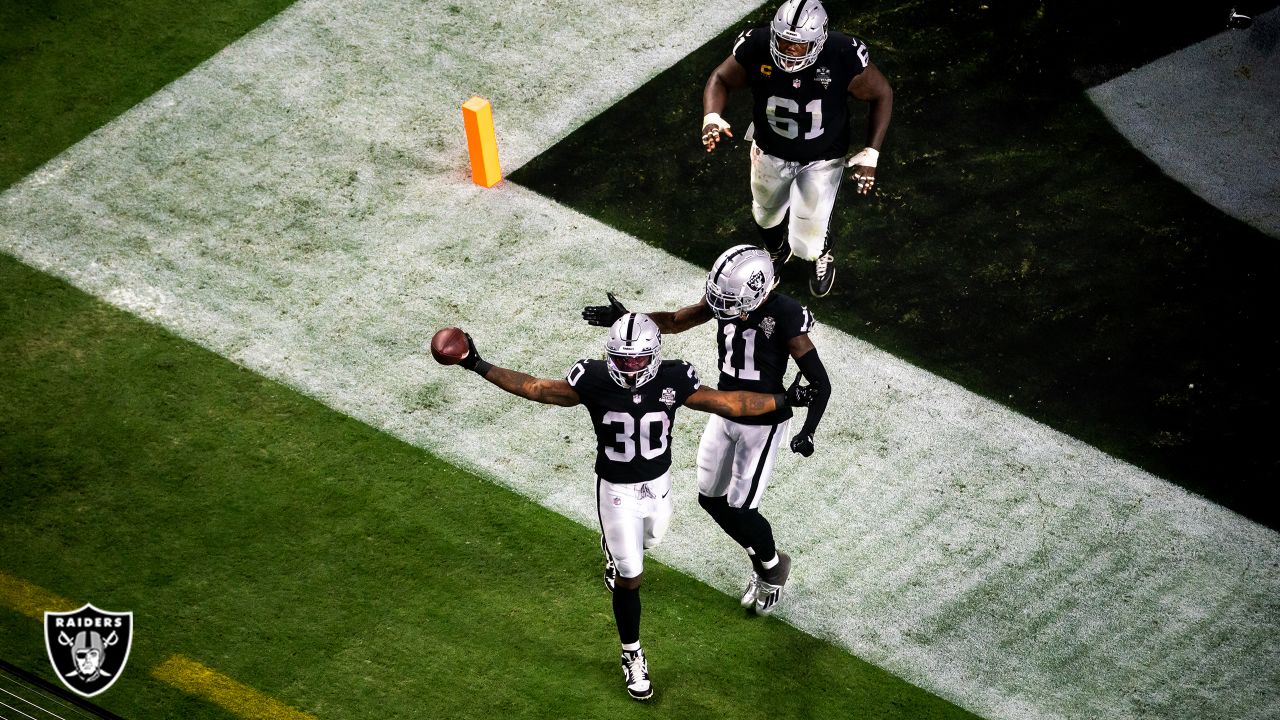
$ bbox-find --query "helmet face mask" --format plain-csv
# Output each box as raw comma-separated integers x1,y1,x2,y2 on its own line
770,0,828,73
605,313,662,389
705,245,774,321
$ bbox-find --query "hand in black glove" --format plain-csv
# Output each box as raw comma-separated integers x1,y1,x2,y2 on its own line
790,432,815,457
582,292,628,327
458,333,482,370
785,372,813,407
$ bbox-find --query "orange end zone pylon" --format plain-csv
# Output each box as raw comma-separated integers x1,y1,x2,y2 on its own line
462,96,502,188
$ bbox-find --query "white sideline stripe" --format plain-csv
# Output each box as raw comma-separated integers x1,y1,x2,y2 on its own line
2,2,1278,720
1088,8,1280,238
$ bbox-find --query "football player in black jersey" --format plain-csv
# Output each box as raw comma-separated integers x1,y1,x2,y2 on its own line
701,0,893,298
448,312,811,701
583,245,832,617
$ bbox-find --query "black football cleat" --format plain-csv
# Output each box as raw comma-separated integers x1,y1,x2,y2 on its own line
621,648,653,701
809,251,836,298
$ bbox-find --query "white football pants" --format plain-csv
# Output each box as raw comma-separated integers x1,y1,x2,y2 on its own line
750,141,846,261
597,472,672,579
696,415,790,510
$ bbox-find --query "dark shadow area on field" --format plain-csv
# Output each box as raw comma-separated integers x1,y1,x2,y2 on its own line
0,256,981,720
509,0,1280,529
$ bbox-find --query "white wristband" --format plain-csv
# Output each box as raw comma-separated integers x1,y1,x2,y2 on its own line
845,147,879,168
703,112,730,131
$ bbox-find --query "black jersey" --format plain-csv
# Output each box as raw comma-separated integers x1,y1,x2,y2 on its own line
566,358,701,484
714,292,815,426
732,28,870,163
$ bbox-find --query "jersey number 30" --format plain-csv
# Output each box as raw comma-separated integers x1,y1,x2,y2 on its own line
602,411,670,462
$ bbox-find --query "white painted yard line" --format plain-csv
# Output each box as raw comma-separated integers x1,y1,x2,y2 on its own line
1088,9,1280,238
2,2,1278,720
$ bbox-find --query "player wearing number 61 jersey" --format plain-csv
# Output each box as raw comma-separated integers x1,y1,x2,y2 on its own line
701,0,893,298
582,245,833,618
445,312,813,702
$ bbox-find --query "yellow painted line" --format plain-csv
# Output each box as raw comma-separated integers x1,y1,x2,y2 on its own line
151,655,316,720
0,571,78,620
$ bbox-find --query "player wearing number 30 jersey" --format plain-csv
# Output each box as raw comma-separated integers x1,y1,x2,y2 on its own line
582,245,833,617
566,357,700,484
446,312,813,702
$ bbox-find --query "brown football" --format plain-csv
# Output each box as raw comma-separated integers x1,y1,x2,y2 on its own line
430,326,470,365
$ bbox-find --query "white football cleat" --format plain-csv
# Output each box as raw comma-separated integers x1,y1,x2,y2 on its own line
753,552,791,616
739,570,760,608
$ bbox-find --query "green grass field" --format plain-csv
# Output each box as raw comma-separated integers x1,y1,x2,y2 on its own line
0,255,979,719
3,1,1277,719
0,1,979,718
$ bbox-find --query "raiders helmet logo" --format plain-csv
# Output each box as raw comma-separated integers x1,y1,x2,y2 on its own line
45,604,133,697
746,269,767,293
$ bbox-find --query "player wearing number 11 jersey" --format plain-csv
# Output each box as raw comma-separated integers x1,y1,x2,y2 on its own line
447,312,812,702
700,0,893,298
582,245,833,617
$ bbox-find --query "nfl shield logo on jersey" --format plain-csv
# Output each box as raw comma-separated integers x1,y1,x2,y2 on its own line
45,604,133,697
793,78,802,88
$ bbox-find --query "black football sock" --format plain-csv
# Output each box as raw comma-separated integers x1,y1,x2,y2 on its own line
612,585,641,646
756,213,790,256
698,493,754,549
733,507,777,566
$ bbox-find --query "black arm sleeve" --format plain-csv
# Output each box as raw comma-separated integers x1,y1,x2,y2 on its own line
794,347,831,436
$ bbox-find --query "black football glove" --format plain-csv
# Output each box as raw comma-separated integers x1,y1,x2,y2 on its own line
582,292,628,327
458,333,482,370
785,372,814,407
790,432,815,457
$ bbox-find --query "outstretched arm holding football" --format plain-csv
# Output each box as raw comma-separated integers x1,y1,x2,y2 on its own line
443,332,580,408
478,365,581,407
